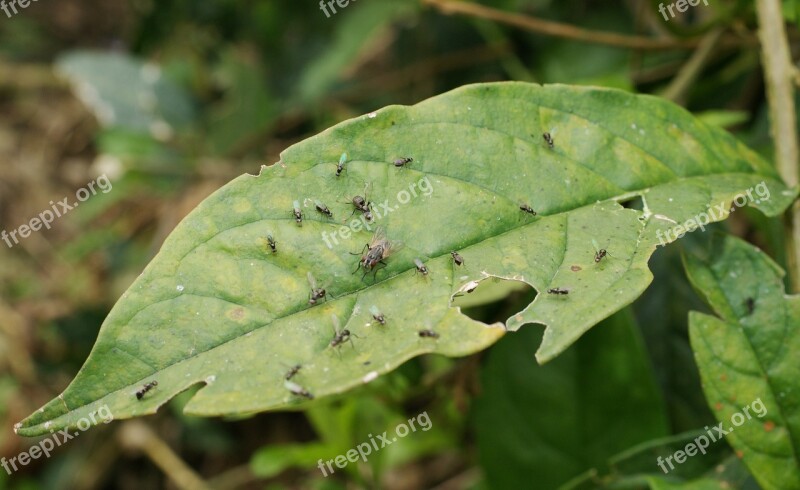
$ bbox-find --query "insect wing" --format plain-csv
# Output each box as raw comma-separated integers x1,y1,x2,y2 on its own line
307,271,318,289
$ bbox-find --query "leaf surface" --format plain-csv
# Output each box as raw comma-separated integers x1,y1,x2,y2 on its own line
17,82,797,436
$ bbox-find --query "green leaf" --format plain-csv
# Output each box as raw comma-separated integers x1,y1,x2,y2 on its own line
473,309,669,489
56,50,194,137
643,455,761,490
16,82,797,437
684,235,800,490
298,0,416,102
251,443,331,479
563,432,747,489
206,49,277,156
634,246,716,432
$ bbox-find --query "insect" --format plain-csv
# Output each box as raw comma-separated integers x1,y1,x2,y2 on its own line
352,227,402,280
315,200,333,219
352,196,373,221
543,132,554,148
393,157,413,167
284,380,314,399
293,200,303,225
266,234,277,253
591,239,611,263
284,365,301,380
348,183,374,221
547,287,570,295
451,251,464,266
330,315,355,351
336,152,348,177
520,204,537,216
413,258,428,276
745,297,755,315
370,305,385,325
307,271,327,305
418,330,439,338
136,381,158,400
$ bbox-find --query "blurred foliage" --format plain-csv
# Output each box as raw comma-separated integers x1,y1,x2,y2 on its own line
0,0,796,488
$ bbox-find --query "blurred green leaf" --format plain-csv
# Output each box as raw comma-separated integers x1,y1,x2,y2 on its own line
56,50,195,138
695,110,750,129
563,431,747,489
299,0,417,102
206,48,276,156
251,443,332,478
473,309,669,489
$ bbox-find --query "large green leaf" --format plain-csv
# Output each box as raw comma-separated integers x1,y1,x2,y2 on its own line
685,235,800,489
16,82,797,437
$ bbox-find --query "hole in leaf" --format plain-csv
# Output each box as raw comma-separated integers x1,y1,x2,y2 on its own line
618,195,644,210
455,277,536,326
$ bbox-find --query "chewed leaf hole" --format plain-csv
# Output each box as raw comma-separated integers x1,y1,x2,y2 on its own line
455,277,535,325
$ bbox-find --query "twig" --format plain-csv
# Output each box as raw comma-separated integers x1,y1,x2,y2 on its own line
422,0,699,50
660,27,724,104
118,421,213,490
755,0,800,292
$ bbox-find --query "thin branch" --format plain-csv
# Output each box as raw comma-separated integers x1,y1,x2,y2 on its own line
421,0,743,51
755,0,800,293
118,421,212,490
660,27,724,104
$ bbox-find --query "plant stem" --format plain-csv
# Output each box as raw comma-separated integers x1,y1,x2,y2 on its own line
755,0,800,293
421,0,755,51
660,27,724,104
118,421,212,490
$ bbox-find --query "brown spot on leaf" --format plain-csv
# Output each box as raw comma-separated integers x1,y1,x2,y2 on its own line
735,450,744,459
764,421,775,432
719,374,727,382
715,402,723,411
570,265,582,272
228,307,245,320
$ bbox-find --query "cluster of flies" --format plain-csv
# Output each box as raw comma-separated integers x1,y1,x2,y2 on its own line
133,134,604,402
294,154,415,227
266,152,456,402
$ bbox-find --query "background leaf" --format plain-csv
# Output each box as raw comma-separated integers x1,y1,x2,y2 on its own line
472,309,668,489
56,50,195,137
685,235,800,490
